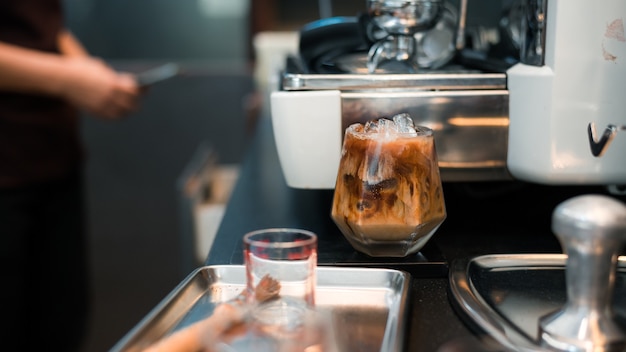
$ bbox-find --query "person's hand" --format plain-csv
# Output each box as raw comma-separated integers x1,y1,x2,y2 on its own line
59,56,141,119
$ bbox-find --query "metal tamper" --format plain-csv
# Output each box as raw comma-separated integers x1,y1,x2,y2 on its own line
540,194,626,352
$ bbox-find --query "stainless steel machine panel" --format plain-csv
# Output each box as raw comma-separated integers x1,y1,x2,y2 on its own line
279,71,511,182
341,89,510,181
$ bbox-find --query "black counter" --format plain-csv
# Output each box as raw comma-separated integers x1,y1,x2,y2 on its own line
206,116,620,351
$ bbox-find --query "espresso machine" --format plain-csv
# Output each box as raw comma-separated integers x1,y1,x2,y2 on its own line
271,0,626,191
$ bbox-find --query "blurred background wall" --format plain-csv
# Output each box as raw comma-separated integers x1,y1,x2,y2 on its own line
65,0,251,61
62,1,254,351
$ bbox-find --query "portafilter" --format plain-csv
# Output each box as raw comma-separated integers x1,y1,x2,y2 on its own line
367,0,444,73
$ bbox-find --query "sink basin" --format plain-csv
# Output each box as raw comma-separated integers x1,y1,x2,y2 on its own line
448,254,626,351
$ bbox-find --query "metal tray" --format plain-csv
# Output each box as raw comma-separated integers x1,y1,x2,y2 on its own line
111,265,410,352
448,254,626,351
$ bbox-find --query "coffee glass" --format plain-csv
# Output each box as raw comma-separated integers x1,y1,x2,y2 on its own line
331,114,446,257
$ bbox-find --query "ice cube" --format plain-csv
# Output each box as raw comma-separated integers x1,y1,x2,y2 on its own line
377,118,396,134
359,113,419,138
392,113,417,134
364,119,379,133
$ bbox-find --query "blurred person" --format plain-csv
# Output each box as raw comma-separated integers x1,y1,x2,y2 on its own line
0,0,142,351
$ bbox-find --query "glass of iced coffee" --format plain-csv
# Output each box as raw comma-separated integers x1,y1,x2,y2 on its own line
331,113,446,257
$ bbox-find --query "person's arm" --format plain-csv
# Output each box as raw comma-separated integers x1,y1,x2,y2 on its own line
0,40,71,96
0,30,141,119
57,29,89,57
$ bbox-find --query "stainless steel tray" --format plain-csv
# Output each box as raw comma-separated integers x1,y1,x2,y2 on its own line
448,254,626,352
111,265,410,352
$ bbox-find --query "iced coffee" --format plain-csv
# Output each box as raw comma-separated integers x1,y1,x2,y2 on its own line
331,113,446,257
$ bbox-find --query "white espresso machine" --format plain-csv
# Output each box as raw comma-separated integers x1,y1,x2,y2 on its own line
270,0,626,191
507,0,626,186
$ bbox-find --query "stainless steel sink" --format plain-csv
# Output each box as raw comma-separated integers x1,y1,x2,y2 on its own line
448,254,626,352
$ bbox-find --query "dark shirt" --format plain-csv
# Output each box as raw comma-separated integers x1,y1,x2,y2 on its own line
0,0,82,188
